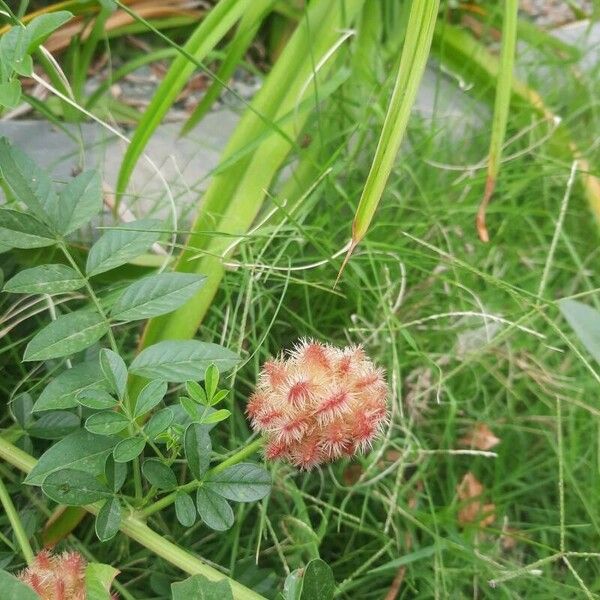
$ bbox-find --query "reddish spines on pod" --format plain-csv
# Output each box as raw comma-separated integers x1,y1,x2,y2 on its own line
247,340,388,469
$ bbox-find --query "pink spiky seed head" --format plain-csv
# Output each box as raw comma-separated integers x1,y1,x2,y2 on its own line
18,550,119,600
249,340,388,469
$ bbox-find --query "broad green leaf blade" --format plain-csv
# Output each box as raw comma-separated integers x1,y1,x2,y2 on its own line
95,498,121,542
10,393,34,428
25,430,117,485
171,573,233,600
23,311,108,361
142,459,177,490
299,559,335,600
0,137,57,215
4,264,84,294
85,412,130,436
99,349,127,399
559,299,600,364
196,487,234,531
186,380,208,405
0,569,40,600
0,208,56,249
85,219,162,276
33,362,106,412
0,79,21,108
342,0,439,271
105,455,127,493
174,492,197,527
144,408,174,439
77,389,118,410
134,379,167,418
26,12,72,51
41,468,112,505
113,436,145,463
110,273,207,321
201,409,230,424
180,395,200,421
184,423,212,480
53,170,102,235
27,410,79,440
130,340,239,382
0,26,33,76
204,363,219,401
84,562,119,600
204,463,271,502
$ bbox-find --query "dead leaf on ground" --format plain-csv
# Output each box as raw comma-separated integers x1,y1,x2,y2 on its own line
459,423,501,451
457,472,496,528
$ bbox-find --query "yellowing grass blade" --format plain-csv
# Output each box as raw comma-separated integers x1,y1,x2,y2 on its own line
476,0,518,242
337,0,439,281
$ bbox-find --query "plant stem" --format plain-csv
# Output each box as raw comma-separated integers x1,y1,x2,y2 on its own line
58,242,143,499
0,436,265,600
139,437,264,519
0,473,34,565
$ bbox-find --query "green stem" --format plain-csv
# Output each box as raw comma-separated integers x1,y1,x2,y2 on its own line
0,473,34,565
59,242,143,499
0,436,265,600
139,437,264,519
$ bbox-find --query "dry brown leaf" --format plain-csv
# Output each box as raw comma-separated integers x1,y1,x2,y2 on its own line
457,472,496,528
459,423,500,451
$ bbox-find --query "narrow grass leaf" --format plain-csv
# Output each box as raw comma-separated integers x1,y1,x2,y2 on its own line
340,0,439,277
476,0,519,242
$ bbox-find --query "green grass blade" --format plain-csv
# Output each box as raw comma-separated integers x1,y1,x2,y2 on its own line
476,0,518,242
180,0,276,136
338,0,439,278
136,0,365,354
115,0,251,203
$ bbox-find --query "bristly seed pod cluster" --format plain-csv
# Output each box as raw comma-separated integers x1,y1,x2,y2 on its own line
18,550,117,600
247,340,388,469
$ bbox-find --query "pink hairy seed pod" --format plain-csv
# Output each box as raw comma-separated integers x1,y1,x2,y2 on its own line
247,340,388,469
18,551,119,600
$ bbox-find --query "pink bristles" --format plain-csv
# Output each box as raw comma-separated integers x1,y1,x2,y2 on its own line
248,340,388,470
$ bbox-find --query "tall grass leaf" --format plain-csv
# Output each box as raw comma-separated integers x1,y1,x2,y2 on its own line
137,0,364,350
338,0,439,280
476,0,518,242
180,0,275,136
115,0,251,202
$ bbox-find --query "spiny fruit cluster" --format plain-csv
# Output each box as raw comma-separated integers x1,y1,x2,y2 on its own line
247,340,388,469
18,551,117,600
